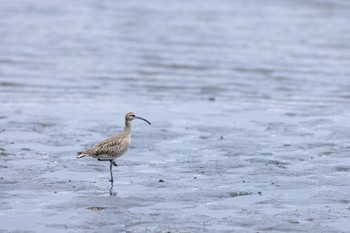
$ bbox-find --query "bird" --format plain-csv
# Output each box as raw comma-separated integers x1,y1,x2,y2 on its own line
77,112,151,186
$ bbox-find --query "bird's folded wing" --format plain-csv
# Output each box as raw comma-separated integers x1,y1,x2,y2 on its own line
92,137,129,156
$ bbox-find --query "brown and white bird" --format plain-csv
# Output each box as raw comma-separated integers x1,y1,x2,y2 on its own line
77,112,151,185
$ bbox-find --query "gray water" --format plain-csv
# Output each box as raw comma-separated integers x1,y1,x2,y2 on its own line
1,0,350,232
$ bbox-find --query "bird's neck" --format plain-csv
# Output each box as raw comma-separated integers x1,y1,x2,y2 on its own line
124,121,131,131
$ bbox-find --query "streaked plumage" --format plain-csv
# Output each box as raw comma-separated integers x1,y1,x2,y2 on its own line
77,112,151,185
77,130,131,159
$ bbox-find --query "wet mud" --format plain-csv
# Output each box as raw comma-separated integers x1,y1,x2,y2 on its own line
1,0,350,232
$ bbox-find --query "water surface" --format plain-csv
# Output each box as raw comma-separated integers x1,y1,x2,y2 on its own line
1,0,350,232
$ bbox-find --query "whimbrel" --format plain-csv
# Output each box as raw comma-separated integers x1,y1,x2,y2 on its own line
77,112,151,185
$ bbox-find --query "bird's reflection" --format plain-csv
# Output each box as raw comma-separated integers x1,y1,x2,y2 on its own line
109,182,117,196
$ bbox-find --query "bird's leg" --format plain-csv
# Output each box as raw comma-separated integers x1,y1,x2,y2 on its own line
109,160,117,196
97,158,117,166
98,158,111,162
109,160,114,184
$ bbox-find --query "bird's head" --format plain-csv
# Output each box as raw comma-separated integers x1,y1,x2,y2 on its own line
125,112,151,125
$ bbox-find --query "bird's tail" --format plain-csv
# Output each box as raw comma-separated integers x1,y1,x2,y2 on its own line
77,151,88,159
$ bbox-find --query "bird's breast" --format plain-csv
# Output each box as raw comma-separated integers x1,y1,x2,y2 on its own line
128,134,131,145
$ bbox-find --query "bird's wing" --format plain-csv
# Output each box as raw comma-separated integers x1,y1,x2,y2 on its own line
96,135,122,148
82,135,129,157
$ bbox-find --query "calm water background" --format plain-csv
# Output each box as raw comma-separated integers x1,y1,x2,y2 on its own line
1,0,350,232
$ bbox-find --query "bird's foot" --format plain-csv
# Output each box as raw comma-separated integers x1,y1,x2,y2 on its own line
112,161,118,166
109,185,117,196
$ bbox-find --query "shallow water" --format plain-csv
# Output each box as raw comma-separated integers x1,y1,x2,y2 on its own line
1,0,350,232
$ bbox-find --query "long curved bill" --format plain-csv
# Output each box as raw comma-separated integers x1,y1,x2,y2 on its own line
135,116,151,125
